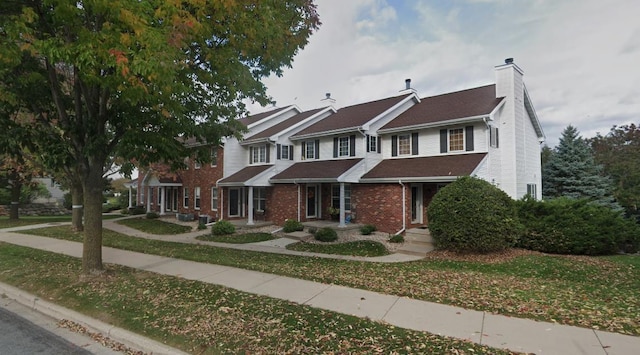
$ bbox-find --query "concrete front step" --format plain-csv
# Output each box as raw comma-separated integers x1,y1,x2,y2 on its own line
404,227,433,243
396,242,434,256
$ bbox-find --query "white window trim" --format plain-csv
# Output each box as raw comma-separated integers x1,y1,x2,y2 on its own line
251,145,267,164
305,140,315,160
210,147,218,167
338,136,350,157
369,135,378,152
397,134,411,156
183,188,189,208
211,187,218,211
331,184,351,212
194,187,201,210
253,187,266,212
448,128,465,152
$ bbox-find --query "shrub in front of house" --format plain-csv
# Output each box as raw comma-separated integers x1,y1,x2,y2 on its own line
283,219,304,233
197,222,207,230
427,176,519,253
516,196,639,255
146,212,159,219
360,224,377,235
314,227,338,242
388,234,404,243
211,220,236,235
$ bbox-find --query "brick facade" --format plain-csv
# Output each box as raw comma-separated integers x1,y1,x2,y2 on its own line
268,184,300,225
352,184,404,234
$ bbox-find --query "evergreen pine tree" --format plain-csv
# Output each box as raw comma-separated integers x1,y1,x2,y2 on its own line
542,125,620,210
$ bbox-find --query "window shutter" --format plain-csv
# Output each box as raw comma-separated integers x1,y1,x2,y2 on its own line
265,144,270,162
349,135,356,156
249,147,253,164
377,137,381,153
333,137,338,158
289,145,294,160
411,132,419,155
440,129,447,153
495,127,499,148
276,144,281,160
391,135,398,157
465,126,474,151
366,135,370,152
301,142,306,159
315,140,320,159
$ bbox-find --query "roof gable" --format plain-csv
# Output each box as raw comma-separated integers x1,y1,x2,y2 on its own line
243,107,327,143
238,106,292,127
292,94,412,138
381,85,503,131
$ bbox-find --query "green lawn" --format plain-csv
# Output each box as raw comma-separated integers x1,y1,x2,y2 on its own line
287,240,389,257
115,217,192,235
0,243,513,354
196,232,276,244
19,225,640,336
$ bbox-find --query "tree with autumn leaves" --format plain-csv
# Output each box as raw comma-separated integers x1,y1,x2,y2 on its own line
0,0,320,274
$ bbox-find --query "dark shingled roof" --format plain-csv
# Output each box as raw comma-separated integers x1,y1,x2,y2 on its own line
381,85,503,130
218,165,273,185
361,153,487,180
238,106,290,127
292,94,411,137
243,108,326,143
271,159,363,181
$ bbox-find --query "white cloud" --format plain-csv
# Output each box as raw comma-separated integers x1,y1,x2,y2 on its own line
248,0,640,147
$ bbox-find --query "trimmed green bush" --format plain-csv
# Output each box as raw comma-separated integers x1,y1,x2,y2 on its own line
283,219,304,233
388,234,404,243
314,227,338,242
146,212,159,219
360,224,377,235
197,223,207,230
427,176,519,253
516,197,640,255
130,206,146,215
307,227,318,235
211,220,236,236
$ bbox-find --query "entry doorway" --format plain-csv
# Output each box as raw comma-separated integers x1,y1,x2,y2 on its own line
229,188,242,217
306,185,319,218
411,185,423,224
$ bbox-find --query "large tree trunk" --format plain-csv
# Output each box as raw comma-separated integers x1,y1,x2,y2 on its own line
9,172,21,220
71,180,84,232
82,167,104,274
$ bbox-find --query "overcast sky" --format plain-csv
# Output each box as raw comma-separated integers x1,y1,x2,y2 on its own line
246,0,640,147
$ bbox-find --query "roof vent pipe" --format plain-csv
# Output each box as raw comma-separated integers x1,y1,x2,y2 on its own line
405,78,411,90
325,92,331,99
505,58,514,64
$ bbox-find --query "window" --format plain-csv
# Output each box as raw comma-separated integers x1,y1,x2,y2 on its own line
398,134,411,155
211,187,218,211
277,144,293,160
527,184,537,199
449,128,464,151
331,184,351,211
210,147,218,166
302,140,319,160
194,187,201,210
338,137,349,156
250,145,267,164
183,188,189,208
490,126,499,148
194,160,201,169
253,187,266,212
367,135,378,153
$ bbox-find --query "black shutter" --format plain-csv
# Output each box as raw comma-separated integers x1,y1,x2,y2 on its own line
366,135,370,152
495,127,499,148
249,147,253,164
440,129,447,153
391,135,398,157
289,145,294,160
315,140,320,159
276,144,281,160
301,141,306,159
465,126,474,151
265,144,270,162
411,132,419,155
333,137,338,158
349,135,356,156
377,137,381,153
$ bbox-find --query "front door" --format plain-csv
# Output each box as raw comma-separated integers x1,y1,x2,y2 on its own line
229,188,241,217
411,185,423,224
306,185,318,218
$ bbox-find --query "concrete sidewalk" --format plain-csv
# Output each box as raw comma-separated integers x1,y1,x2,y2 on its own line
1,228,639,354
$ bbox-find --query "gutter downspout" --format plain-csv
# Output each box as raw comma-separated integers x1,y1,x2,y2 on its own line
396,180,406,235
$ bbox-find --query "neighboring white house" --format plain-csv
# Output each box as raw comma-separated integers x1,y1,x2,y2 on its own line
32,177,67,205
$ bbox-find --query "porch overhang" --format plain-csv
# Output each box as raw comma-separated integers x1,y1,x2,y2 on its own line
218,165,274,187
360,153,487,182
270,158,363,183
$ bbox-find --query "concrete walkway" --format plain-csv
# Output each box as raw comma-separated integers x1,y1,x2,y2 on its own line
0,223,639,354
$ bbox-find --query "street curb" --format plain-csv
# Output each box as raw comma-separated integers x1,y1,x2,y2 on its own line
0,282,188,355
